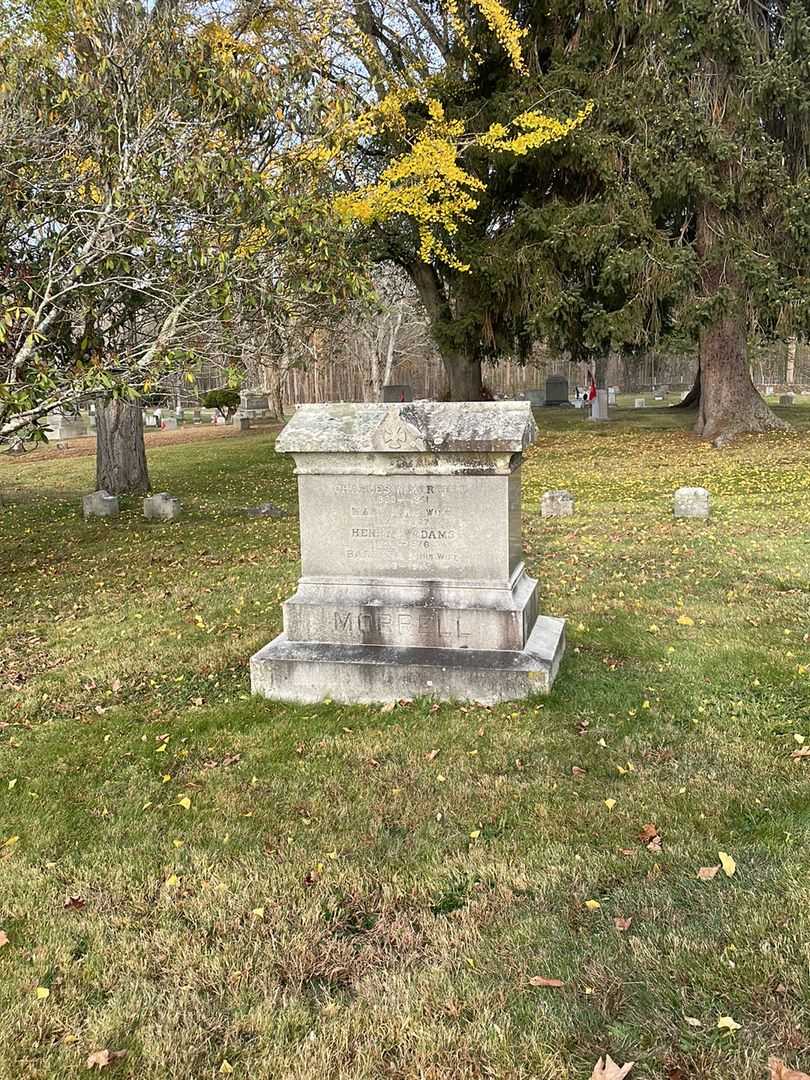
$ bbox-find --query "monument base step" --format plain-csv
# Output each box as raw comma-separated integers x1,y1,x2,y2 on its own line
250,615,565,705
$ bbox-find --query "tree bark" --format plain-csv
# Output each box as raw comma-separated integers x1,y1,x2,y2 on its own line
673,365,701,408
407,260,483,400
693,206,787,446
95,397,150,494
786,337,797,385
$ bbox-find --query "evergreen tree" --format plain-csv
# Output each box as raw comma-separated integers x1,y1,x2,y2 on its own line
512,0,810,442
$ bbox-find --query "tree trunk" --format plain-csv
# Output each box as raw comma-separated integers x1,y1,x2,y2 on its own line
693,312,786,445
673,365,701,408
786,337,797,385
693,206,787,446
407,259,483,401
95,397,150,494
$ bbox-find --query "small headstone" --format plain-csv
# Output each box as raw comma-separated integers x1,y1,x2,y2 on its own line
779,393,795,406
236,416,251,432
608,388,617,406
588,389,610,421
766,386,774,396
382,384,414,403
161,416,178,431
243,501,289,519
145,412,159,428
544,374,571,406
525,388,546,407
193,409,202,423
673,486,710,519
634,398,646,408
83,490,119,519
541,490,574,517
214,415,227,426
143,492,182,522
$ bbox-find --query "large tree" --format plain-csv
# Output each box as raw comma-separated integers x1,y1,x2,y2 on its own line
0,0,366,475
510,0,810,443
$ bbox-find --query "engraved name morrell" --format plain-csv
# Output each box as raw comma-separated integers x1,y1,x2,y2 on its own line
333,609,471,641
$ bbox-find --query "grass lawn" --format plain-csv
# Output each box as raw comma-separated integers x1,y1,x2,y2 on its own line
1,404,809,1080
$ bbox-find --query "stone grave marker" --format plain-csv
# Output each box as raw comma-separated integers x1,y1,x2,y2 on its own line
239,389,273,419
83,491,119,519
144,492,182,522
44,411,89,441
382,384,414,402
236,416,251,432
541,490,574,517
673,487,710,519
780,393,795,406
608,388,617,406
544,375,571,406
634,398,646,408
588,389,610,421
525,388,546,407
250,401,565,704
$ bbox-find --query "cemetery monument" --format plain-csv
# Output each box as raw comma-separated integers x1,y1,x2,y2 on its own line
544,375,571,406
251,401,565,704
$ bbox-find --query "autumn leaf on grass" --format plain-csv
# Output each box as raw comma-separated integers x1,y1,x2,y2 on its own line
0,929,8,947
677,615,695,626
613,917,632,931
64,894,86,911
716,1016,741,1032
528,975,564,988
86,1048,127,1070
718,851,736,877
697,865,720,881
790,746,810,761
590,1055,634,1079
769,1058,810,1080
639,823,662,852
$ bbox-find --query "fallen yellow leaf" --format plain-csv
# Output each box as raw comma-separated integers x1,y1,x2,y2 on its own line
718,851,736,877
585,899,601,911
716,1015,741,1032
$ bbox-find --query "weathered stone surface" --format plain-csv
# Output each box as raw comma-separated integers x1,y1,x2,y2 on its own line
780,393,795,406
634,398,646,408
144,492,182,522
276,401,537,455
382,384,413,402
251,616,565,705
44,412,89,441
236,416,251,431
83,490,119,519
525,388,546,407
243,501,288,519
608,388,617,406
673,486,710,519
588,389,610,421
251,401,565,702
162,416,179,431
544,375,570,406
541,490,574,517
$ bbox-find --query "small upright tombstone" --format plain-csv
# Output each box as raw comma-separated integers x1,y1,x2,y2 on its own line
83,490,119,520
143,492,182,522
44,411,89,441
588,389,610,421
608,387,617,407
634,397,646,409
541,490,574,517
382,384,414,403
250,401,565,704
236,415,251,432
673,487,710,520
239,389,272,420
162,416,178,431
780,393,795,406
526,388,546,407
544,374,571,406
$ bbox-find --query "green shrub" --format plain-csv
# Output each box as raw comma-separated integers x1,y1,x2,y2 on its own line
203,388,240,418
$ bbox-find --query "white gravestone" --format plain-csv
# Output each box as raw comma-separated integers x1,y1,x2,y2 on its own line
83,490,119,519
634,398,646,408
608,388,617,406
779,393,795,406
143,492,182,522
541,490,575,517
44,411,89,441
588,388,610,421
250,402,565,704
673,487,710,519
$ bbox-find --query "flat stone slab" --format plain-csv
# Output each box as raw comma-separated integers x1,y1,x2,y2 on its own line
83,490,119,519
541,490,574,517
243,501,289,519
250,615,565,705
276,401,537,455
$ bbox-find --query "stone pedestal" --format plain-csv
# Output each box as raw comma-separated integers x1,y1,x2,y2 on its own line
250,402,565,704
83,490,119,519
